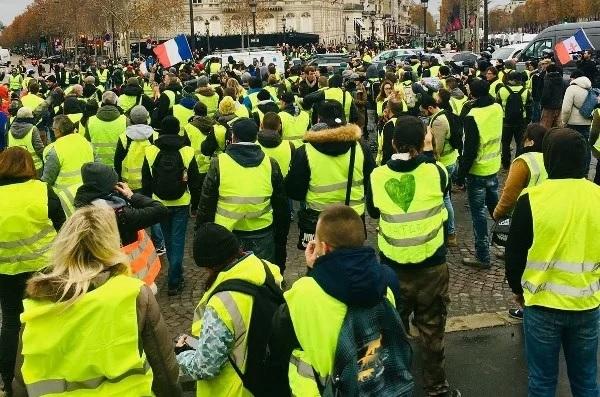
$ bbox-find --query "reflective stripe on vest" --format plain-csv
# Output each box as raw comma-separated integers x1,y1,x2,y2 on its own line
371,162,447,264
145,145,195,206
515,152,547,188
215,152,273,232
96,69,108,83
0,180,57,275
122,230,161,286
305,142,365,215
8,127,43,171
9,75,22,90
52,133,95,192
87,114,127,166
323,88,352,121
279,110,310,148
467,104,503,176
21,275,153,396
56,184,79,218
521,179,600,310
181,123,211,174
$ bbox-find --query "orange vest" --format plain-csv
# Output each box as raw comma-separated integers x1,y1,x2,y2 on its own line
122,230,161,286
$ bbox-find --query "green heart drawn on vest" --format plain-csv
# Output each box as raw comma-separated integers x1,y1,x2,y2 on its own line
384,175,416,213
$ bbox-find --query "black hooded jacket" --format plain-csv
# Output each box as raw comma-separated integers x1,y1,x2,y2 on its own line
540,71,566,110
121,83,155,113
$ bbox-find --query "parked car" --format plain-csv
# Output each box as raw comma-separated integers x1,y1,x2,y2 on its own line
0,48,10,66
305,53,350,71
492,43,528,62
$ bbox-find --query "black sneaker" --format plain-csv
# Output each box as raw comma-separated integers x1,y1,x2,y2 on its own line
508,308,523,320
155,246,166,256
462,257,491,269
168,281,185,296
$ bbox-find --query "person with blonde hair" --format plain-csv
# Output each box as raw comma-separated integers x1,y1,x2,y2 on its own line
12,206,182,397
226,78,246,101
0,147,65,396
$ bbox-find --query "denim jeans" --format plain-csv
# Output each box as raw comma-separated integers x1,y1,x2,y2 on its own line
524,306,599,397
531,101,542,123
0,273,31,390
161,206,189,288
150,223,165,250
235,228,275,264
444,164,456,236
567,124,591,175
466,174,499,263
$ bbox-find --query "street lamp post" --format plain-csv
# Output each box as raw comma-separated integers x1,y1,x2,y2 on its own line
282,17,286,44
344,16,349,45
205,20,210,55
188,0,195,53
249,0,257,37
370,11,376,41
421,0,428,50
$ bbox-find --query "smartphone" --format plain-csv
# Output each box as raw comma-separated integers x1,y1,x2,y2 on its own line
178,334,199,350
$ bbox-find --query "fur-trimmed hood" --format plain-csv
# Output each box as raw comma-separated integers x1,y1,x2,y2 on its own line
303,123,362,156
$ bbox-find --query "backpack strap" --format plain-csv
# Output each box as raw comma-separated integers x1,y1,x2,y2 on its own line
345,142,357,207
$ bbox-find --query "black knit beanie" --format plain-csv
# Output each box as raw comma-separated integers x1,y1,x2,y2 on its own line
193,223,240,268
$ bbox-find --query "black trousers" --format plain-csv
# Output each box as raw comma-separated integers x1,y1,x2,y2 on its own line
502,122,525,169
0,272,31,391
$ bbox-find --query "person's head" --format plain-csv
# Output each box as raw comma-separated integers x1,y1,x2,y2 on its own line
223,87,237,99
101,90,118,106
311,205,365,262
386,97,405,118
279,92,295,108
539,59,551,71
70,84,83,96
546,64,560,74
249,76,263,89
419,94,439,117
262,112,281,132
437,88,451,108
219,96,237,116
193,222,243,287
231,117,258,143
583,50,592,60
377,80,393,101
522,123,547,152
77,162,119,202
193,101,207,117
0,147,37,181
267,74,279,86
445,77,459,91
226,77,241,93
421,59,430,68
400,70,413,83
328,74,342,88
197,75,209,88
52,114,76,138
160,115,180,135
318,75,328,88
439,65,450,78
305,66,316,82
257,89,272,102
485,66,498,81
468,78,490,99
62,97,82,116
16,106,34,120
507,71,522,85
129,105,150,125
83,75,95,86
392,115,425,157
127,77,139,87
570,69,584,80
28,82,40,95
542,127,588,179
318,99,345,126
26,206,129,303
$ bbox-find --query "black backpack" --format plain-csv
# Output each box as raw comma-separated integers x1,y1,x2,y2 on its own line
151,149,187,200
208,260,285,397
316,299,414,397
431,110,463,151
503,86,526,121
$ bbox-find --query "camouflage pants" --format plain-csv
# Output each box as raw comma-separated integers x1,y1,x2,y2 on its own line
394,263,450,396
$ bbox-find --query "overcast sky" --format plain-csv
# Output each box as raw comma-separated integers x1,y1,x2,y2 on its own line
0,0,33,26
3,0,510,26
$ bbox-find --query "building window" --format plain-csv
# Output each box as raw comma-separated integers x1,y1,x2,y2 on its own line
192,0,202,4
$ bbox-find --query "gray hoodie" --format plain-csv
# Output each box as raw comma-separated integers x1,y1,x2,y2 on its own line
125,123,155,141
6,119,45,160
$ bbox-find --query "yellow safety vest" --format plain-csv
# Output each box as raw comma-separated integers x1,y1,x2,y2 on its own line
118,94,142,113
371,161,448,264
50,133,94,193
143,82,154,98
191,254,282,397
209,62,221,75
144,145,195,206
56,183,80,218
21,94,44,111
279,110,310,148
522,179,600,310
466,104,503,176
498,85,528,119
196,93,219,118
66,113,86,135
215,152,273,232
173,104,194,131
7,127,43,172
0,180,56,275
305,142,365,215
265,85,279,102
164,90,176,109
181,123,211,174
595,110,600,152
377,118,396,166
259,141,292,178
118,131,158,190
87,114,128,166
9,75,23,91
449,97,468,116
429,111,458,167
323,88,352,122
21,275,153,396
489,79,503,96
96,69,109,83
515,152,547,188
234,105,250,119
214,124,228,154
285,276,396,396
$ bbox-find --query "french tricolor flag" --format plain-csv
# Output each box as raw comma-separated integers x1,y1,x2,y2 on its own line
153,35,193,68
555,29,595,65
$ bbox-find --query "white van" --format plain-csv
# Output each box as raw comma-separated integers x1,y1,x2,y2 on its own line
0,48,10,66
201,48,285,74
